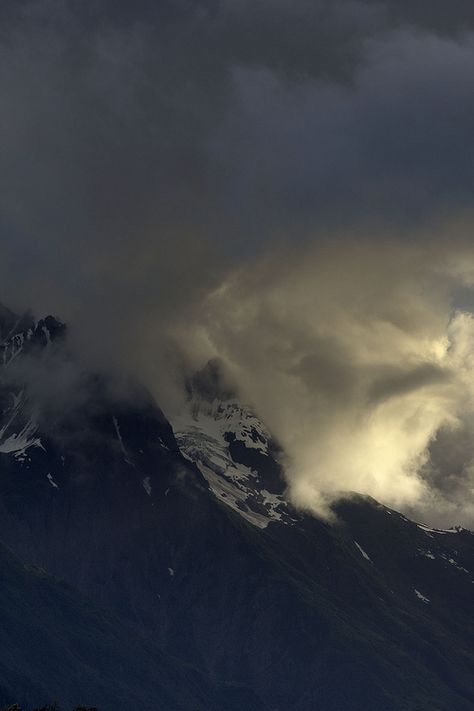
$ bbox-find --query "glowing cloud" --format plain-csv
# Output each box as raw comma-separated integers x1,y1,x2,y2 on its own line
179,240,474,525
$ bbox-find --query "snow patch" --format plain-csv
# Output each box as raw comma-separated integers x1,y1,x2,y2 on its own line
174,397,272,456
0,410,43,459
42,324,51,347
47,473,59,489
417,523,459,535
198,463,282,528
414,589,430,604
172,397,295,529
112,416,132,464
440,554,470,574
354,541,372,563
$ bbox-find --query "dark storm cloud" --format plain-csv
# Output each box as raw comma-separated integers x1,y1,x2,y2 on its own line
2,0,474,279
0,0,383,81
213,31,474,238
372,0,474,35
0,0,386,382
0,1,227,391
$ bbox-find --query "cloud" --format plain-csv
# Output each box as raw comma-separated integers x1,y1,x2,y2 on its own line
2,3,474,524
211,30,474,240
177,239,474,526
2,6,474,318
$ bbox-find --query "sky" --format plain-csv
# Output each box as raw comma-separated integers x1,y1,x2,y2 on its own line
3,1,474,524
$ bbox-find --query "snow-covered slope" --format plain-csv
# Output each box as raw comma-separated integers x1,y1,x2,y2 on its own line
172,361,296,528
0,314,65,464
0,389,42,461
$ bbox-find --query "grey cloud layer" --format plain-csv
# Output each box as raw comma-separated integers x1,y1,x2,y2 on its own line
2,1,474,275
214,31,474,239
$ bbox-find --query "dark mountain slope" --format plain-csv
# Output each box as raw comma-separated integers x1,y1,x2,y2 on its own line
0,540,260,711
0,312,472,710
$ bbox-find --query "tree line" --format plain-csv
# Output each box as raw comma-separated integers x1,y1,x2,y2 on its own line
1,705,97,711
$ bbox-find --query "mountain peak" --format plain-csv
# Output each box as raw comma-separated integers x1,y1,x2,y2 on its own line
0,304,34,344
173,361,293,528
185,358,237,403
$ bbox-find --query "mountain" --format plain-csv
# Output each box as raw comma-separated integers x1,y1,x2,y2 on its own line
0,539,256,711
0,309,473,710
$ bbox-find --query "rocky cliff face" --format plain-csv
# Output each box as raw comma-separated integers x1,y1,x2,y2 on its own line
0,309,473,711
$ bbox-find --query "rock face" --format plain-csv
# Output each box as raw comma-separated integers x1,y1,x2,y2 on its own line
0,309,473,711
